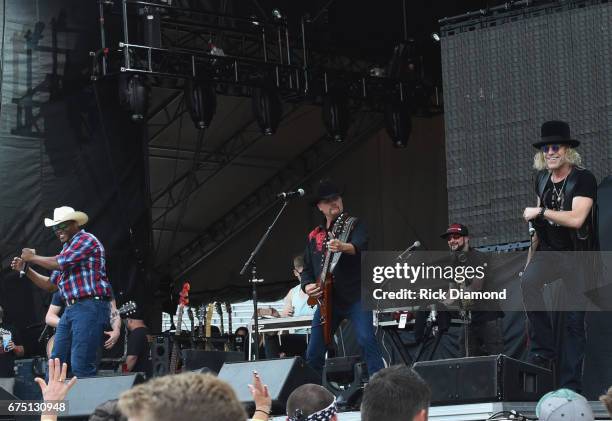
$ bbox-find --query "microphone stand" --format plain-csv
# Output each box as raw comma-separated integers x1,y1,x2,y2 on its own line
239,199,291,361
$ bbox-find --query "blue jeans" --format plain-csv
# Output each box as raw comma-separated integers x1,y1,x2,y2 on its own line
306,301,384,377
51,298,110,377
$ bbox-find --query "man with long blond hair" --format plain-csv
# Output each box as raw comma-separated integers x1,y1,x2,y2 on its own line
521,120,598,392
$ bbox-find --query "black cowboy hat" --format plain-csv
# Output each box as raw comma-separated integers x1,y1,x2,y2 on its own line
532,120,580,149
440,223,469,239
310,179,343,206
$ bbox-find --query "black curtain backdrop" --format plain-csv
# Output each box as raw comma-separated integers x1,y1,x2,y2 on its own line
0,0,150,357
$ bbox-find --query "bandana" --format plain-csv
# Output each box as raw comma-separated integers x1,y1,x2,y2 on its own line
288,399,338,421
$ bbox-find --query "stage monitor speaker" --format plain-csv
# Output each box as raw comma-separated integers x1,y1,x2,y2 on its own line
218,357,320,414
151,335,170,377
182,350,244,373
413,354,553,405
63,373,144,417
0,388,18,421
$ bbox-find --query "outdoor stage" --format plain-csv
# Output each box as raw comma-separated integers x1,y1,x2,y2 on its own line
272,401,611,421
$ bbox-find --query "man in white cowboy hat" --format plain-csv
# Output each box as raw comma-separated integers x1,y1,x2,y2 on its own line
11,206,114,377
521,120,598,392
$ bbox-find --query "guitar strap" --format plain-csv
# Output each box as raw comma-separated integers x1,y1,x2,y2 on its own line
329,216,357,273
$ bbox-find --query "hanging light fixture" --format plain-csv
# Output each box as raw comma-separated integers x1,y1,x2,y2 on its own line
252,83,282,135
118,73,150,122
322,89,350,142
184,79,217,129
384,101,412,148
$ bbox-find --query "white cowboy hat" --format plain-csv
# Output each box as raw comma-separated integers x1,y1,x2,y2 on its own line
44,206,89,227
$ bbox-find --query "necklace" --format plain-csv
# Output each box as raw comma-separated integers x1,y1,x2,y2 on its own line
551,174,569,210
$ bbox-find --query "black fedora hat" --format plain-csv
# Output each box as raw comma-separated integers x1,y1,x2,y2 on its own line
532,120,580,149
310,179,343,206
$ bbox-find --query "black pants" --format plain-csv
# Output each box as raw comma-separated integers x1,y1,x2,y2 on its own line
520,250,586,391
457,316,504,357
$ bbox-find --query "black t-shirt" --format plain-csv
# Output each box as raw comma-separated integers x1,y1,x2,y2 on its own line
51,291,64,307
536,169,597,251
301,216,368,308
127,327,151,376
0,323,21,377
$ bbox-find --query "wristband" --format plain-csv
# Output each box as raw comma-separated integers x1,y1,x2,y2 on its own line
255,409,271,416
539,207,546,218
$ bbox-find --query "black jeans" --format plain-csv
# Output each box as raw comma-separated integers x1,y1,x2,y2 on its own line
457,316,504,357
520,251,586,391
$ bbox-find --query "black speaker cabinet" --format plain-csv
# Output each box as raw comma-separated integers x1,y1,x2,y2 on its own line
63,373,145,417
151,335,170,377
182,349,244,374
413,354,553,405
218,357,320,413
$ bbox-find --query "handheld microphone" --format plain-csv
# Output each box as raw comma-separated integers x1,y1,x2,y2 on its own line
277,188,305,200
19,262,29,278
528,221,535,237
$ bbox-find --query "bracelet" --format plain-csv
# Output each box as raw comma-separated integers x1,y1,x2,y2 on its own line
255,409,271,416
539,207,546,218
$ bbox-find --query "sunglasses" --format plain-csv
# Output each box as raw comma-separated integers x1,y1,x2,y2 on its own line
447,233,463,240
540,144,562,153
52,222,71,232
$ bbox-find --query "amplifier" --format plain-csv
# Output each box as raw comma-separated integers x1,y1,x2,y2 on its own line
413,354,553,405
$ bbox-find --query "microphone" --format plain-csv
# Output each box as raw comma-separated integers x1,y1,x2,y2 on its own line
528,221,535,237
397,241,421,260
19,262,29,278
277,188,305,200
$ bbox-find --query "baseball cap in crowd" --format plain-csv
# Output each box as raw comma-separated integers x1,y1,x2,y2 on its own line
536,388,594,421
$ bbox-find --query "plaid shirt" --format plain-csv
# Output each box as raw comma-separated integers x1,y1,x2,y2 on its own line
50,229,113,301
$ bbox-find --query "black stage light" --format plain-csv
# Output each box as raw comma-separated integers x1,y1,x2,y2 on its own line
322,90,350,142
118,73,150,122
184,80,217,129
252,84,282,135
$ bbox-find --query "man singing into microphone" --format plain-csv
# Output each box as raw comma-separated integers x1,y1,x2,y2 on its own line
522,121,598,391
302,179,384,377
11,206,113,377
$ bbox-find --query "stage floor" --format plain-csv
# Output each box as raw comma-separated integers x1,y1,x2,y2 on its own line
272,401,611,420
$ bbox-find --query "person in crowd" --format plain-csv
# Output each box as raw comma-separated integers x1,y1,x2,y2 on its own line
361,365,430,421
536,388,594,421
0,304,25,394
285,384,338,421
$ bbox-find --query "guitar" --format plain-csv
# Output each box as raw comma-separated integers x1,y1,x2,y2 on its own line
187,307,195,346
110,301,138,324
204,303,214,351
169,282,190,374
215,302,225,335
307,212,349,346
47,301,138,359
197,304,207,341
225,302,233,336
216,302,231,351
